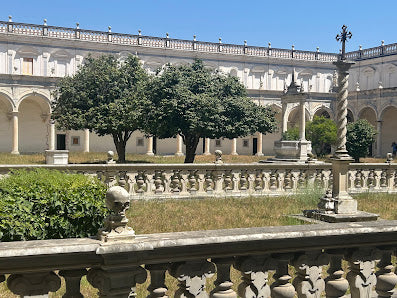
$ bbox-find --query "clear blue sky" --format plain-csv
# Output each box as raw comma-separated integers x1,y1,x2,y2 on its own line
3,0,396,53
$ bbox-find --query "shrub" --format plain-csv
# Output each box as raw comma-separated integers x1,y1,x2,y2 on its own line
347,119,377,162
306,116,337,156
0,169,108,241
282,126,300,141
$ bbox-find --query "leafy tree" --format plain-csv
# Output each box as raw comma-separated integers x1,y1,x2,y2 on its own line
347,119,377,162
142,59,276,163
306,116,337,156
52,54,149,162
282,126,300,141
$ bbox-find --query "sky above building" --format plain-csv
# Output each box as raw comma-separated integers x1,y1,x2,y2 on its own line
3,0,396,53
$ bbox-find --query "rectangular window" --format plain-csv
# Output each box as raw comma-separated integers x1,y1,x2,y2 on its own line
22,58,33,75
243,139,249,147
71,136,80,146
136,137,144,147
215,139,222,147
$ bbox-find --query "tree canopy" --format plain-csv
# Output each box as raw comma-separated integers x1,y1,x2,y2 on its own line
347,119,377,162
52,54,149,162
306,116,337,156
142,59,276,163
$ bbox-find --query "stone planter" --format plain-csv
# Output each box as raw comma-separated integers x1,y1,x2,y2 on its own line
45,150,69,165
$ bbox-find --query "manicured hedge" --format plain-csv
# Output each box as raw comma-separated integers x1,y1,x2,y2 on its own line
0,169,108,241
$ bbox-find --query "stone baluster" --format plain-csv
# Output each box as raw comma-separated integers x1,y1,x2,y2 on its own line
214,170,224,194
298,170,306,188
314,170,323,187
163,172,173,194
197,170,206,194
284,170,292,191
146,263,169,298
269,170,278,191
205,170,214,193
367,170,375,188
145,172,155,196
88,266,147,298
232,171,240,192
7,272,61,297
323,170,331,190
235,255,275,298
324,250,349,298
380,169,387,188
240,170,248,192
118,171,127,188
292,251,328,298
271,254,295,298
210,258,237,297
154,170,164,194
345,248,378,298
291,170,300,190
126,172,137,195
180,170,189,195
277,170,285,192
224,170,233,193
394,170,397,188
59,269,87,298
375,249,397,297
247,170,255,192
386,169,395,191
262,170,271,192
136,171,146,194
170,260,215,298
354,170,362,189
188,170,198,194
170,170,181,194
254,170,263,192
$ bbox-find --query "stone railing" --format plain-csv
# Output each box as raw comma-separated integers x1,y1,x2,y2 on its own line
1,162,396,199
1,217,397,297
345,42,397,60
1,19,340,62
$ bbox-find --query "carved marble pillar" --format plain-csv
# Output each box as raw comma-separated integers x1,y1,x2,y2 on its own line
59,269,87,298
170,260,215,298
175,134,184,156
376,120,382,157
49,119,56,150
146,136,154,156
299,100,306,141
7,272,61,297
83,128,90,153
281,102,288,133
204,138,211,155
87,266,147,298
256,132,264,156
11,111,19,154
230,138,238,155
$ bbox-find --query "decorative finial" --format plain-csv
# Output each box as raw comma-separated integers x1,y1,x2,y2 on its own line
214,150,223,164
244,40,247,46
335,24,352,60
386,153,393,163
138,29,141,36
378,81,383,89
316,46,319,52
359,45,362,51
98,186,135,242
107,151,115,164
356,82,360,91
166,32,169,38
268,42,271,48
219,37,222,43
193,35,196,41
43,19,47,26
8,16,12,22
108,26,111,32
381,40,385,46
292,45,295,51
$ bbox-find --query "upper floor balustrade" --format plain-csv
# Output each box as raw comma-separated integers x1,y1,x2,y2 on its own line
0,161,396,199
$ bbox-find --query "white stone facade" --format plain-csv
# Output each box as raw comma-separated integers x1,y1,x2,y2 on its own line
0,18,396,157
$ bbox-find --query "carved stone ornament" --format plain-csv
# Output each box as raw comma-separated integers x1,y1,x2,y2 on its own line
214,150,223,164
98,186,135,242
7,272,61,296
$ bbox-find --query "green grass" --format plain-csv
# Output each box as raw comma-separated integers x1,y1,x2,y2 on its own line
0,191,395,297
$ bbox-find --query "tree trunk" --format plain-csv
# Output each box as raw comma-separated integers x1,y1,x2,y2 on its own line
112,132,130,163
184,135,200,163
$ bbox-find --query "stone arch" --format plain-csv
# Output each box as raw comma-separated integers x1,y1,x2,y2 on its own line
286,105,310,130
0,93,15,151
358,107,377,126
380,106,397,156
313,105,334,120
347,108,354,123
17,93,52,153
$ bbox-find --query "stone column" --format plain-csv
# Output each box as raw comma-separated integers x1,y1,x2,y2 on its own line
299,100,306,141
146,136,154,156
49,120,56,151
332,60,356,215
11,111,19,154
175,134,184,156
83,129,90,153
376,120,382,157
281,102,288,133
203,138,211,155
231,138,238,155
256,133,264,156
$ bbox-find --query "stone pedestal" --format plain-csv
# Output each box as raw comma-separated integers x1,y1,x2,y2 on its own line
45,150,69,165
265,140,313,163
